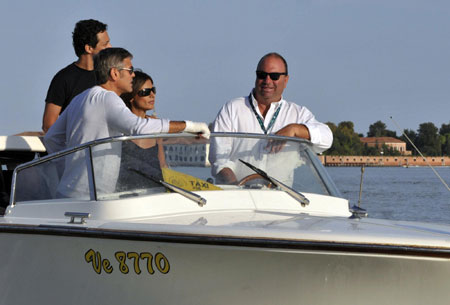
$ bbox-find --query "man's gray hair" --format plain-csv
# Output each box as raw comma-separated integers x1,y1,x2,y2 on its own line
94,47,133,85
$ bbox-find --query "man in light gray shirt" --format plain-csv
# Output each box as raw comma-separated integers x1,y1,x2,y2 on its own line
44,47,209,197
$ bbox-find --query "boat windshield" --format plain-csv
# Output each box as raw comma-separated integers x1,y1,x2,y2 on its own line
11,133,340,204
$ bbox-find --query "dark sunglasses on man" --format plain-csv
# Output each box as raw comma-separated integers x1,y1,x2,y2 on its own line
256,70,288,81
137,87,157,97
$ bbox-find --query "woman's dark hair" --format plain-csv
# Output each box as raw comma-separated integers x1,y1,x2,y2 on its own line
72,19,108,57
121,71,154,109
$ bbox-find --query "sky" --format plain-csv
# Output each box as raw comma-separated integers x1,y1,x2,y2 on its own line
0,0,449,136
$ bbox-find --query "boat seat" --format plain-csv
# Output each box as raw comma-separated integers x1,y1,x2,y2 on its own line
0,169,13,214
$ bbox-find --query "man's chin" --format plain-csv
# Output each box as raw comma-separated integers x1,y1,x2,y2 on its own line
261,91,275,98
261,88,275,94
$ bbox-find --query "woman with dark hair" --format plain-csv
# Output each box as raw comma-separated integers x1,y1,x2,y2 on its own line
116,71,167,191
121,71,157,114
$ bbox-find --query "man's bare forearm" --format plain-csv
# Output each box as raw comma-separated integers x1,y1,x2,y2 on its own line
275,124,310,140
168,121,186,133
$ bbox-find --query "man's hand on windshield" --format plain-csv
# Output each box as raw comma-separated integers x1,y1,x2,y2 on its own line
275,124,310,140
265,139,286,153
266,124,311,153
265,124,293,153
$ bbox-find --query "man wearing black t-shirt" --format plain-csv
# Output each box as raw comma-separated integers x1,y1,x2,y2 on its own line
42,19,111,132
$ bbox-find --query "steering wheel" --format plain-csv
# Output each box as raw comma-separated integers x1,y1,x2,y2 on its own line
237,174,274,188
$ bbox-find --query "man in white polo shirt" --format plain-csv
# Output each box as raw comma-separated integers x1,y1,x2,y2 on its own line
211,52,332,184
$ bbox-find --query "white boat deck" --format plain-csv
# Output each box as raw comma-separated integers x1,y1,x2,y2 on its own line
3,188,450,250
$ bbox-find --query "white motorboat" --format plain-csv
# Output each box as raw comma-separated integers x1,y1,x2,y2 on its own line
1,133,450,305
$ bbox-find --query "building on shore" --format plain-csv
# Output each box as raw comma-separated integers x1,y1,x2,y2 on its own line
164,140,210,167
360,137,411,155
318,155,450,167
161,138,449,168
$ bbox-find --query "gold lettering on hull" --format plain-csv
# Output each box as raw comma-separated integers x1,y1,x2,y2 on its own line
84,249,170,275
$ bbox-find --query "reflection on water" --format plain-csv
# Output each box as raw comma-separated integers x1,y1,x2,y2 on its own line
327,167,450,224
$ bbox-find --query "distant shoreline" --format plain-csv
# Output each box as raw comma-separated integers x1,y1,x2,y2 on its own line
318,155,450,167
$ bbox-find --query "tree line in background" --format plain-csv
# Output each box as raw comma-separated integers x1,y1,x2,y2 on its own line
325,120,450,156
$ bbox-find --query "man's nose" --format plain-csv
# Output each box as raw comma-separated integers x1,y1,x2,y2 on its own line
263,74,272,82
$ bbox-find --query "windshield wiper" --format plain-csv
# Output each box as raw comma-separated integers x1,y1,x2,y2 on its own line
239,159,310,207
130,169,206,207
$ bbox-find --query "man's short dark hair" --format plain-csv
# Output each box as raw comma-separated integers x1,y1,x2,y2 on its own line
257,52,288,75
94,47,133,85
72,19,108,57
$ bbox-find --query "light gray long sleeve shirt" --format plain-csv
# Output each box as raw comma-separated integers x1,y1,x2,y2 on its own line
43,86,170,198
44,86,170,153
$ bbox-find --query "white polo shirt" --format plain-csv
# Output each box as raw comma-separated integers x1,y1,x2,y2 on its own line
212,92,332,153
210,92,333,181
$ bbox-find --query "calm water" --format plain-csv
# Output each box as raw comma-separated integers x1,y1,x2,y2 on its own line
327,167,450,224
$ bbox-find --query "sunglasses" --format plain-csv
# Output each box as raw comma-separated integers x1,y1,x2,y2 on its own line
137,87,157,97
256,70,287,81
118,66,134,75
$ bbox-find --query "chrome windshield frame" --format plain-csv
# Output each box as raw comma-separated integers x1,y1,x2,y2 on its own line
10,132,339,206
305,149,342,197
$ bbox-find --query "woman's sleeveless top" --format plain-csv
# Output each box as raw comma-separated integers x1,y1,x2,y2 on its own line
116,141,163,191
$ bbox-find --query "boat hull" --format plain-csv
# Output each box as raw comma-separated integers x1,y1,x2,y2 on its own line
1,230,449,305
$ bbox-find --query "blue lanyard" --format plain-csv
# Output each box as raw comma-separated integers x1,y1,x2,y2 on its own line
248,94,281,134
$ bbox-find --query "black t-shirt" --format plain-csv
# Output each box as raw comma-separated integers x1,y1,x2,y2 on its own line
45,62,96,112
